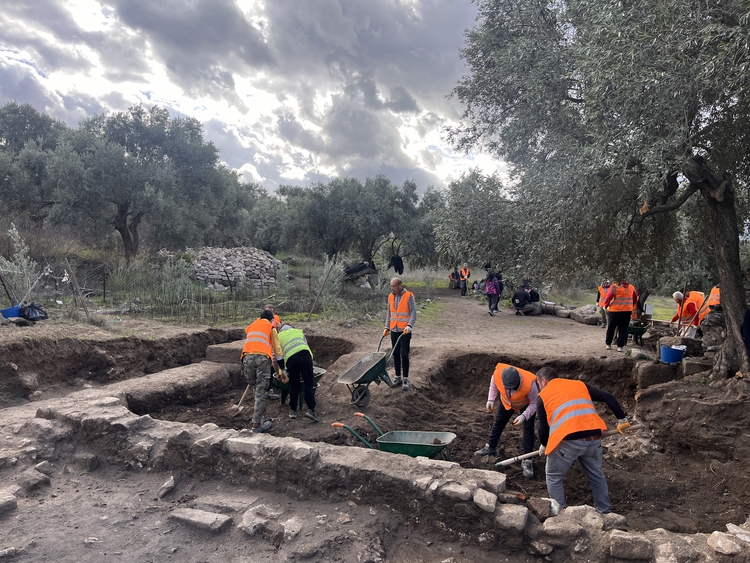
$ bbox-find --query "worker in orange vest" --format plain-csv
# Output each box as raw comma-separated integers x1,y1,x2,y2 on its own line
460,263,471,296
536,366,631,514
596,280,611,329
697,285,720,324
603,277,637,352
383,277,416,391
670,291,703,336
474,364,539,478
241,309,286,433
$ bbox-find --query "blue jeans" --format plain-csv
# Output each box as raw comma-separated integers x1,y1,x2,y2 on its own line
545,438,611,513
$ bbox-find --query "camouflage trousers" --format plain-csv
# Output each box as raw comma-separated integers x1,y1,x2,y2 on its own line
242,354,272,424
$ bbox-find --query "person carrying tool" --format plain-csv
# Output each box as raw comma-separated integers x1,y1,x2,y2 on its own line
670,291,702,337
596,280,611,329
603,277,637,352
383,277,416,391
277,324,319,422
535,366,631,514
460,263,471,296
475,364,538,478
241,309,286,433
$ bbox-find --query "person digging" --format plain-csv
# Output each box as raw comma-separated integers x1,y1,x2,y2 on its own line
277,324,319,423
475,364,538,478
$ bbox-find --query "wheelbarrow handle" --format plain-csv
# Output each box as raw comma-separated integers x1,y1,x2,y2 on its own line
354,412,385,436
331,422,375,450
386,332,405,365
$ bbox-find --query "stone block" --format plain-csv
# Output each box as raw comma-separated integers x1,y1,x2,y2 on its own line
239,504,284,541
0,492,17,515
602,512,628,531
472,488,497,513
682,357,712,376
17,467,50,493
541,516,582,547
34,461,53,475
205,342,243,365
475,472,506,495
74,452,99,472
635,361,681,388
707,531,742,555
527,497,553,520
555,308,571,318
494,504,529,533
157,476,175,499
439,482,472,501
726,523,750,544
169,507,231,533
564,505,604,530
225,437,263,456
609,530,654,559
282,516,303,541
192,494,259,514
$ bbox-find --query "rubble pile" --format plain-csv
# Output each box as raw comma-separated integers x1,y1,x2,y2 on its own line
186,247,282,289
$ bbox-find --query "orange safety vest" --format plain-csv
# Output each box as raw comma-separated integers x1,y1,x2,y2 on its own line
460,268,470,281
388,290,414,330
491,363,537,411
272,314,281,328
597,286,609,307
608,284,635,313
698,287,720,324
539,378,607,454
677,291,703,327
241,318,273,359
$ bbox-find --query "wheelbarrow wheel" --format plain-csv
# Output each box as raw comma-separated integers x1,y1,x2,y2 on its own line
351,385,371,407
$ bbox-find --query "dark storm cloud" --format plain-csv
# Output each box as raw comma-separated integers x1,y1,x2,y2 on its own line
0,62,56,114
110,0,273,108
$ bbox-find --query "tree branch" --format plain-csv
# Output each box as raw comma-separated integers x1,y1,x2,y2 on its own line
640,183,699,217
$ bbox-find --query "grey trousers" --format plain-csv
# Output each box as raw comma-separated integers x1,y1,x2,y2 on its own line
545,437,611,514
242,354,272,424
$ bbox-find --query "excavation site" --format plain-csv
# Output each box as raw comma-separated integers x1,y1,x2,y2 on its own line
1,292,749,562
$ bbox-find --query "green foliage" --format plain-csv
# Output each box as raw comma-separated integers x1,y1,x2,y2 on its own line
0,223,38,301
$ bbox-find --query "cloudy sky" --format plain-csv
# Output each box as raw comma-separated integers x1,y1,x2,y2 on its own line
0,0,506,192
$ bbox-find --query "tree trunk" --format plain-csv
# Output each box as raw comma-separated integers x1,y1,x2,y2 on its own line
682,156,749,377
113,202,143,263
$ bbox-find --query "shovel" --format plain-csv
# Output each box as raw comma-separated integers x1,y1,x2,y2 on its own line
228,384,251,417
495,423,644,468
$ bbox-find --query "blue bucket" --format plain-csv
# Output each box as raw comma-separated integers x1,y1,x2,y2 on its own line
661,345,685,364
0,304,22,318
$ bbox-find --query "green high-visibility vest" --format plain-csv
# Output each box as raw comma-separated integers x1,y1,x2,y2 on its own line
278,328,313,362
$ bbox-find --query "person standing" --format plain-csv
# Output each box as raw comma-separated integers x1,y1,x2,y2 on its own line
460,263,471,296
484,272,500,316
277,324,319,422
603,278,637,351
536,366,631,514
241,309,285,433
474,364,538,478
383,277,416,391
596,280,611,329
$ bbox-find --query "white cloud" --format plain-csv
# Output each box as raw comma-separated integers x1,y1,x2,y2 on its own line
0,0,506,192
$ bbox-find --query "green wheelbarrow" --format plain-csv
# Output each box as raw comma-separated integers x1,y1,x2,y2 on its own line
271,366,326,410
336,334,402,407
332,412,457,460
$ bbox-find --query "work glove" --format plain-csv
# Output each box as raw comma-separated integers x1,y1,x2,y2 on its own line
383,328,390,337
538,444,546,456
486,401,494,413
616,418,631,434
404,326,412,334
512,414,526,426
